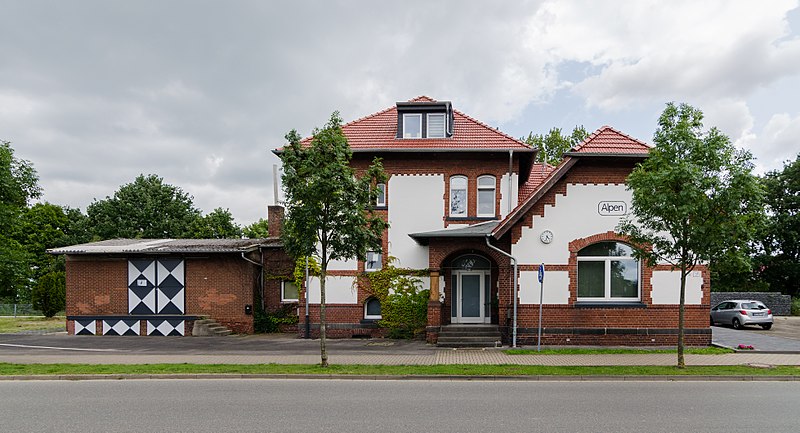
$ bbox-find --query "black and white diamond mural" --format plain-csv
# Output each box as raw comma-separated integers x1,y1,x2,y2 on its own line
102,319,141,335
128,259,156,314
75,319,96,335
147,319,185,336
156,259,185,314
128,258,185,315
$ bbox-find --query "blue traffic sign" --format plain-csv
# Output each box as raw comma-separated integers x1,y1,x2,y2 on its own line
538,263,544,283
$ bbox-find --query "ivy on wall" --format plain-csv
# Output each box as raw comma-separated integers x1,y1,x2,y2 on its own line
364,259,429,339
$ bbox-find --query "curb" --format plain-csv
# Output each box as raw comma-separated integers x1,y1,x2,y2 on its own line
1,374,799,382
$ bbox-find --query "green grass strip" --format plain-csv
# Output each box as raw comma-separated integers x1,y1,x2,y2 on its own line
504,347,734,355
1,363,797,377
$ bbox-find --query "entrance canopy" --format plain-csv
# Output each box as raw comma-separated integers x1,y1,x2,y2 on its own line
409,221,500,246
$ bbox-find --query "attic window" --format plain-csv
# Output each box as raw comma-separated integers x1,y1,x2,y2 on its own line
427,113,446,138
403,114,422,139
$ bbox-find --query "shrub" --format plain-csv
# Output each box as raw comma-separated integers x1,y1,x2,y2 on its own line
254,304,299,333
792,297,800,316
32,271,65,318
379,275,429,339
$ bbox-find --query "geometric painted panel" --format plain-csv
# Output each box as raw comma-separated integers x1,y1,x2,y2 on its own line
102,319,141,336
75,319,97,335
146,319,185,336
129,259,156,314
156,259,184,314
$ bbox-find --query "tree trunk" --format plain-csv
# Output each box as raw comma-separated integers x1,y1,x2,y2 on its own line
677,267,687,368
319,266,328,367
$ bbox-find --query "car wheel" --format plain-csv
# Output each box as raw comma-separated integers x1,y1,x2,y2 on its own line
761,324,772,330
732,318,742,329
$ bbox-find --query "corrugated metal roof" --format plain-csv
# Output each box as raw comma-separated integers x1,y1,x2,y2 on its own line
48,238,280,255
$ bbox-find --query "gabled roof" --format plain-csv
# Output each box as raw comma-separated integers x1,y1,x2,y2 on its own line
493,125,650,239
566,125,651,156
49,238,280,255
518,162,555,204
293,96,534,152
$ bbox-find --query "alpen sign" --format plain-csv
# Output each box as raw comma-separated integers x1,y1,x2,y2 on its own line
598,201,627,216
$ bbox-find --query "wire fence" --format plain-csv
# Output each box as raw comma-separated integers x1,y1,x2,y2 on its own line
0,304,56,317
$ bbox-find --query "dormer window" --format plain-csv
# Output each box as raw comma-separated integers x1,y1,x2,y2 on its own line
427,113,446,138
403,114,422,139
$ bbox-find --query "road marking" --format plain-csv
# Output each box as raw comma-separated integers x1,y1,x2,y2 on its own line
0,343,122,352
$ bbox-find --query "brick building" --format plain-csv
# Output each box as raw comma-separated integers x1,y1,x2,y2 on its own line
280,96,710,346
53,96,710,346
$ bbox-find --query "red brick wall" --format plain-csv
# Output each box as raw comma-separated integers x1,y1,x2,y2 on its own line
65,256,128,316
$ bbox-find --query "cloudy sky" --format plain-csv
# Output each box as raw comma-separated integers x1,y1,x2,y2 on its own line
2,0,799,226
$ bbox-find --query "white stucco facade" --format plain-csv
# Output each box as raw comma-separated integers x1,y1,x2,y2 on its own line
650,271,703,305
519,270,570,304
388,174,445,269
307,276,358,304
499,172,519,218
512,183,632,264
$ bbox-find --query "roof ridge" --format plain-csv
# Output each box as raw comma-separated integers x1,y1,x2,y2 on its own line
408,95,436,102
571,125,651,152
452,108,531,148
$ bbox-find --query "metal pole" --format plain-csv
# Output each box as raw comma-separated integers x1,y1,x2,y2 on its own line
538,263,544,352
304,256,310,339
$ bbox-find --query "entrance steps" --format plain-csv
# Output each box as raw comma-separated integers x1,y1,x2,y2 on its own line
192,318,233,336
436,324,502,348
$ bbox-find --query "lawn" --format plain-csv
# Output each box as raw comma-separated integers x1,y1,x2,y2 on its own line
0,316,65,334
0,363,798,377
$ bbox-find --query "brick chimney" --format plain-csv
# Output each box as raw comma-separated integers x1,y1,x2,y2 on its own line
267,205,284,238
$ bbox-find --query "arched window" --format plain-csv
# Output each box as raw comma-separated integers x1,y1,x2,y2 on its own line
577,242,639,301
450,175,467,217
364,298,382,320
477,175,496,217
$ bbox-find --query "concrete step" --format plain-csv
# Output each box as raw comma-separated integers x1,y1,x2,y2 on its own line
192,318,233,336
437,325,501,348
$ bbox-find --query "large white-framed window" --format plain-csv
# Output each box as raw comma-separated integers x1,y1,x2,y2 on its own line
450,175,468,217
365,251,382,272
477,175,496,217
577,242,640,301
375,183,386,207
364,297,382,319
403,113,422,139
427,113,446,138
281,280,299,302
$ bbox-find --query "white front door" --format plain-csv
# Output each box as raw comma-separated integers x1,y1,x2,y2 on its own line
456,271,486,324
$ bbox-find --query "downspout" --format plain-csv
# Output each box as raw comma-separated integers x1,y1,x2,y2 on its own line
485,235,518,348
507,150,513,215
241,251,264,309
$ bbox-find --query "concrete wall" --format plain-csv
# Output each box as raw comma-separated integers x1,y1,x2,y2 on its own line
710,292,792,316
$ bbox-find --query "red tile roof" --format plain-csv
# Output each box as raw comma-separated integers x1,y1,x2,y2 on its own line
569,125,651,154
518,162,554,204
301,96,533,151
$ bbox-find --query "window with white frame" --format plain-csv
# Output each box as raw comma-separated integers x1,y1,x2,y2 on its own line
364,297,381,319
403,113,422,138
477,175,496,217
281,280,299,302
427,113,446,138
577,242,639,301
450,175,467,217
375,183,386,207
365,251,382,272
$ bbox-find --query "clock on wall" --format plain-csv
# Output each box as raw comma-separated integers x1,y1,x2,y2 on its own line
540,230,553,244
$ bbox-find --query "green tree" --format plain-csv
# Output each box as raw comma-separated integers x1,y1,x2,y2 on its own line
756,154,800,296
1,140,41,301
280,112,388,367
618,103,763,367
86,174,202,239
243,218,270,238
189,207,242,239
522,126,588,166
32,271,65,317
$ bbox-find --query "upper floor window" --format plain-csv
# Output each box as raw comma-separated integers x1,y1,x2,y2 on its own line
577,242,639,301
450,175,467,217
375,183,386,207
477,175,496,217
427,113,446,138
365,251,382,272
403,114,422,139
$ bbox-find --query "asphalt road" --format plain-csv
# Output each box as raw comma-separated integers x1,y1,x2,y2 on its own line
1,379,798,433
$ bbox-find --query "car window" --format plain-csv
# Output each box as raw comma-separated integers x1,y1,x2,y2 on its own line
741,302,758,309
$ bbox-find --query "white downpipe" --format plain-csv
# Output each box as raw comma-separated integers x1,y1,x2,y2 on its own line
485,235,518,347
507,149,513,215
